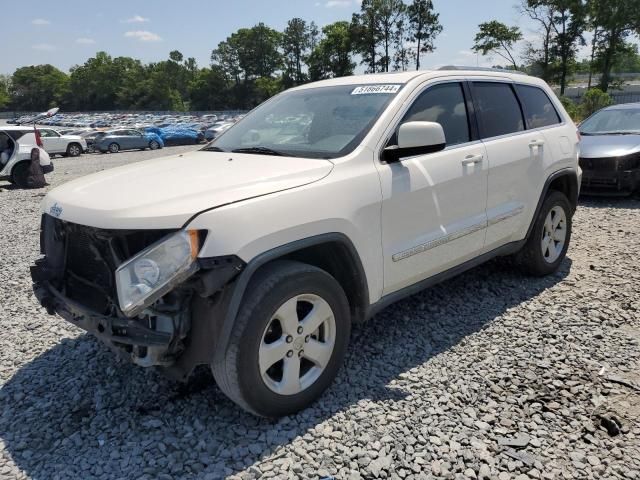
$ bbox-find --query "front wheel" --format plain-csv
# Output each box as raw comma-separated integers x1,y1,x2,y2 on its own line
516,190,572,276
149,140,160,150
212,260,351,417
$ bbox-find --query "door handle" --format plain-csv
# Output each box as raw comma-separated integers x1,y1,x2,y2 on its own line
529,139,545,147
462,154,483,166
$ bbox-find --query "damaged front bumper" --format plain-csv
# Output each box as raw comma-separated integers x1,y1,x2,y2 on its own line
31,258,177,366
30,214,245,379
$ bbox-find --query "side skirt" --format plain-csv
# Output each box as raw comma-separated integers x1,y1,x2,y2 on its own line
366,239,525,320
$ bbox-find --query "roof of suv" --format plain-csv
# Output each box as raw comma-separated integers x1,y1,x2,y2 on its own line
1,126,35,131
292,67,541,91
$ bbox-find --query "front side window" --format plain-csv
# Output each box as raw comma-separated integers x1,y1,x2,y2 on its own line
516,85,561,129
40,129,57,138
400,82,470,146
473,82,525,138
207,84,402,159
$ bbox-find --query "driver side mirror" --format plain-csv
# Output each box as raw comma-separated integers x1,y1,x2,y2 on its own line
383,121,446,163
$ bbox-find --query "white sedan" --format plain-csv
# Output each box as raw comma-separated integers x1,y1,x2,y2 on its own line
38,128,87,157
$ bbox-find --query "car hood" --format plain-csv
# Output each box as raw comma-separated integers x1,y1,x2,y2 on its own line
580,134,640,158
42,151,333,229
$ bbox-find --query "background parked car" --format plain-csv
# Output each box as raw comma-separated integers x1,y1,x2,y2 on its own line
579,102,640,196
95,129,163,153
38,128,86,157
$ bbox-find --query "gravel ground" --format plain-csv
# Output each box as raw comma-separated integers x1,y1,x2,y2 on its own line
0,149,639,480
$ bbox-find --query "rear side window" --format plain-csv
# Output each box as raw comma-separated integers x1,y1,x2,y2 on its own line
4,130,29,141
516,85,561,129
472,82,525,138
401,82,470,146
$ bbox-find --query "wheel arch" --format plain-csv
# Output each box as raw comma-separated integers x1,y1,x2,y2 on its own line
526,168,579,240
212,233,369,368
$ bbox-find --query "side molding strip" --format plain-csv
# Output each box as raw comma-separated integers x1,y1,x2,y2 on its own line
392,205,524,262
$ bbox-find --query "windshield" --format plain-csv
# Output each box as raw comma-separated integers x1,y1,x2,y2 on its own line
204,84,402,159
580,108,640,135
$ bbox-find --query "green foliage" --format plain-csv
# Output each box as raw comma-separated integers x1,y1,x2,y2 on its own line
0,75,10,110
282,18,311,86
308,21,356,80
10,65,69,111
589,0,640,92
581,87,612,117
472,21,523,70
558,95,580,121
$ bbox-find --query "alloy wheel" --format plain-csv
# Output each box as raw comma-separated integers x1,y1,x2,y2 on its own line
259,294,336,396
541,206,567,263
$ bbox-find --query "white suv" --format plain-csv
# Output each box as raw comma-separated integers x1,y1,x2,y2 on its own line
38,128,86,157
0,126,53,187
31,68,581,417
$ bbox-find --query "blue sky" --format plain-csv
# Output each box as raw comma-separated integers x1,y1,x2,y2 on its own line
1,0,587,74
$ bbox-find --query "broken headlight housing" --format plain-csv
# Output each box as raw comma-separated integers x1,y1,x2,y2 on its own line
116,230,200,317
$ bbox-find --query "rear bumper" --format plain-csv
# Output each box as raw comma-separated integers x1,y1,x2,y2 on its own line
580,168,640,195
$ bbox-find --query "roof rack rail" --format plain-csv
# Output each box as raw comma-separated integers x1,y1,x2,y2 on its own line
437,65,528,75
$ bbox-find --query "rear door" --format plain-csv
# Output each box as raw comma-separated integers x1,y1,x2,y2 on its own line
377,80,489,295
470,80,556,250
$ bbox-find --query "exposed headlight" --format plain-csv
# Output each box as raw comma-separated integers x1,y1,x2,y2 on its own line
116,230,200,317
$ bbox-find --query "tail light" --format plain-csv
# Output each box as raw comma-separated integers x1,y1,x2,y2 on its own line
34,128,43,147
576,129,581,141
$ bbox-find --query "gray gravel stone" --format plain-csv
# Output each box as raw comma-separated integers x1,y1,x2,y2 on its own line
1,143,640,479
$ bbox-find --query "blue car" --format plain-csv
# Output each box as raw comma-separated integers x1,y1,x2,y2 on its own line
95,129,163,153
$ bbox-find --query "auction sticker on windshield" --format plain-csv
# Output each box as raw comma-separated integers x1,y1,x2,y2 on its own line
351,85,402,95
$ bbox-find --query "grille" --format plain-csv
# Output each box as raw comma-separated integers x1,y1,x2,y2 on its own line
579,153,640,172
579,157,618,172
41,215,174,315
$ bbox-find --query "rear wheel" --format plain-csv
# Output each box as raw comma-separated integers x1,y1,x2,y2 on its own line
516,190,572,276
66,143,82,157
11,162,30,188
108,143,120,153
212,260,351,417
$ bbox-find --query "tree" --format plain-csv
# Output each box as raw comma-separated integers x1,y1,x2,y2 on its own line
378,0,406,72
282,18,310,86
188,66,230,110
472,21,523,70
548,0,586,95
351,0,383,73
308,21,356,80
0,75,10,110
10,65,69,111
589,0,640,92
406,0,442,70
520,0,556,81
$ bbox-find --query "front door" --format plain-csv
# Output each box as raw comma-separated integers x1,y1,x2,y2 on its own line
40,129,64,154
376,81,489,295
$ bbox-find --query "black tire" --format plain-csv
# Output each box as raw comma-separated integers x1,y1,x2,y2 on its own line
516,190,572,276
149,140,160,150
66,143,82,157
108,143,120,153
212,260,351,417
11,161,30,188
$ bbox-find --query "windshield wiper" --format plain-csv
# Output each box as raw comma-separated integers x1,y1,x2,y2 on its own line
231,146,284,156
201,145,226,152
